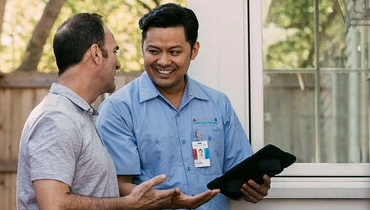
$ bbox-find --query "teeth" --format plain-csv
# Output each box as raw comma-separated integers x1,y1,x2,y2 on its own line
157,69,172,75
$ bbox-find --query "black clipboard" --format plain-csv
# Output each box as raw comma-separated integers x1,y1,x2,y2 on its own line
207,144,296,199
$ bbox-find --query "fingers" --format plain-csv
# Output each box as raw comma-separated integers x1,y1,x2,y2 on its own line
168,188,219,209
133,174,166,195
240,175,271,203
132,175,220,209
262,175,271,188
247,175,270,195
143,174,177,199
240,184,264,203
173,188,181,196
147,174,167,187
133,174,175,200
130,175,177,210
187,189,220,209
194,189,219,202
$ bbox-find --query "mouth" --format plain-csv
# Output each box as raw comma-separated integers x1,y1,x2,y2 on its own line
156,68,174,75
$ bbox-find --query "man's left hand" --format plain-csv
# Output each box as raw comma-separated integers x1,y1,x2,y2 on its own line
240,174,271,203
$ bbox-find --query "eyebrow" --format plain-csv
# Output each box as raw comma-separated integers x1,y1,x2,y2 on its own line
146,44,184,50
169,45,184,50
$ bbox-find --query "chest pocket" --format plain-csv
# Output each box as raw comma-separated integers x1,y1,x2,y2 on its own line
193,123,224,176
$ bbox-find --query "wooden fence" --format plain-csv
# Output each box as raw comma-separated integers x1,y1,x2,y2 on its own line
0,71,140,210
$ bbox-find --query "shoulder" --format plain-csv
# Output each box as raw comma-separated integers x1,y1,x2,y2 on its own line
100,72,155,109
26,93,85,139
29,107,79,137
188,76,231,103
97,79,139,123
107,75,141,102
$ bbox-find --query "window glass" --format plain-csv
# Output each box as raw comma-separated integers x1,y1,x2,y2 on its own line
262,0,370,163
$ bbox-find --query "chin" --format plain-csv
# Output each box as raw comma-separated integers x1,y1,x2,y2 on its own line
106,85,116,94
109,87,116,93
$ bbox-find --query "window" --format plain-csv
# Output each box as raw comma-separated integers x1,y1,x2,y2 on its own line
262,0,370,163
248,0,370,198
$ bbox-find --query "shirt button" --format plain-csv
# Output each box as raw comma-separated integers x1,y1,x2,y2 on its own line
181,139,186,144
186,166,191,171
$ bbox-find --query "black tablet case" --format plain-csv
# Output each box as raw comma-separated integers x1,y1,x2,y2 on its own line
207,144,296,199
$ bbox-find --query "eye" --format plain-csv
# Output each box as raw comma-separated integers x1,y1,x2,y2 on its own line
148,49,159,55
114,49,121,56
170,50,181,55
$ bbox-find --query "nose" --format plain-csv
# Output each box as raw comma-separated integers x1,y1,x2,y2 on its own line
157,53,171,66
115,59,121,70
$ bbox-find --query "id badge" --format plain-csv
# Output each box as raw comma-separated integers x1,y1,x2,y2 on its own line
192,140,211,167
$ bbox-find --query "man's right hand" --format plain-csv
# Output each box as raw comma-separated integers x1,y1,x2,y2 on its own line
168,187,220,209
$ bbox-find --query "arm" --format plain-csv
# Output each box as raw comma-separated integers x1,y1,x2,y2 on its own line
221,98,271,203
240,174,271,203
117,175,137,196
117,175,220,209
34,179,124,210
33,174,177,210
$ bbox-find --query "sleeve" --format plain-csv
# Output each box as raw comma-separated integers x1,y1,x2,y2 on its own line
222,96,253,172
96,98,141,175
28,112,81,186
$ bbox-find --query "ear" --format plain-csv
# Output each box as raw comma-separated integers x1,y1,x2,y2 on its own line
90,44,101,64
190,41,200,60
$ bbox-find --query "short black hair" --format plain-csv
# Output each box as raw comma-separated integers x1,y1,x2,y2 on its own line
139,3,199,48
53,13,107,76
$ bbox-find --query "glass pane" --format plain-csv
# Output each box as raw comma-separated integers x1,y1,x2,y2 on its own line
263,72,316,162
318,72,369,163
264,72,370,163
262,0,315,69
262,0,370,163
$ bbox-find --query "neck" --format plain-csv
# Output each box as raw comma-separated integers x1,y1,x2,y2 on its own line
157,83,186,110
58,68,99,105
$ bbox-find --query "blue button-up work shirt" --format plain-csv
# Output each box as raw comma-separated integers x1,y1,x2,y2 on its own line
97,72,253,210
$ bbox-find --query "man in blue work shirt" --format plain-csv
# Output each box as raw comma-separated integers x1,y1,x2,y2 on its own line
97,3,271,209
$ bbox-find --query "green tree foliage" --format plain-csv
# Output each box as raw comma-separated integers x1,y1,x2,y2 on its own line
0,0,186,73
264,0,346,69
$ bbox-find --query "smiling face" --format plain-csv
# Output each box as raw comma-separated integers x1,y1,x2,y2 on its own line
142,26,199,94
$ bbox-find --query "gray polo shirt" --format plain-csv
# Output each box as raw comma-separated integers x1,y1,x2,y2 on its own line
17,83,119,210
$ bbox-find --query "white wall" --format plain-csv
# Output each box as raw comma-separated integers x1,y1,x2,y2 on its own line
187,0,250,137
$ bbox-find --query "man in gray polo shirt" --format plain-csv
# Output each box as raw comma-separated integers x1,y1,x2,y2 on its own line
16,13,218,210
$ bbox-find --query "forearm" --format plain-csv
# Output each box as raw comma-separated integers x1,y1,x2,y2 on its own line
56,193,136,210
34,179,138,210
119,182,137,196
117,175,137,196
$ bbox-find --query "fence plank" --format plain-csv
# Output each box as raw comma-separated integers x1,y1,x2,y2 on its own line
0,160,17,172
0,173,17,210
0,71,58,88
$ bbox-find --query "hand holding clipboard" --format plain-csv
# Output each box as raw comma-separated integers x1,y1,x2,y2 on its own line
207,144,296,199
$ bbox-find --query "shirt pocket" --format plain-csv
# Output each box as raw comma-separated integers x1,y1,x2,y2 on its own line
137,135,182,176
193,124,224,175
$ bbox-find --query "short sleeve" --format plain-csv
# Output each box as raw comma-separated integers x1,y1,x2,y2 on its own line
28,111,81,186
96,98,141,175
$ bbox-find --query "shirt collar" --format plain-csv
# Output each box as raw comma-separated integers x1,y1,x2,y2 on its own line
138,71,209,104
50,83,97,115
